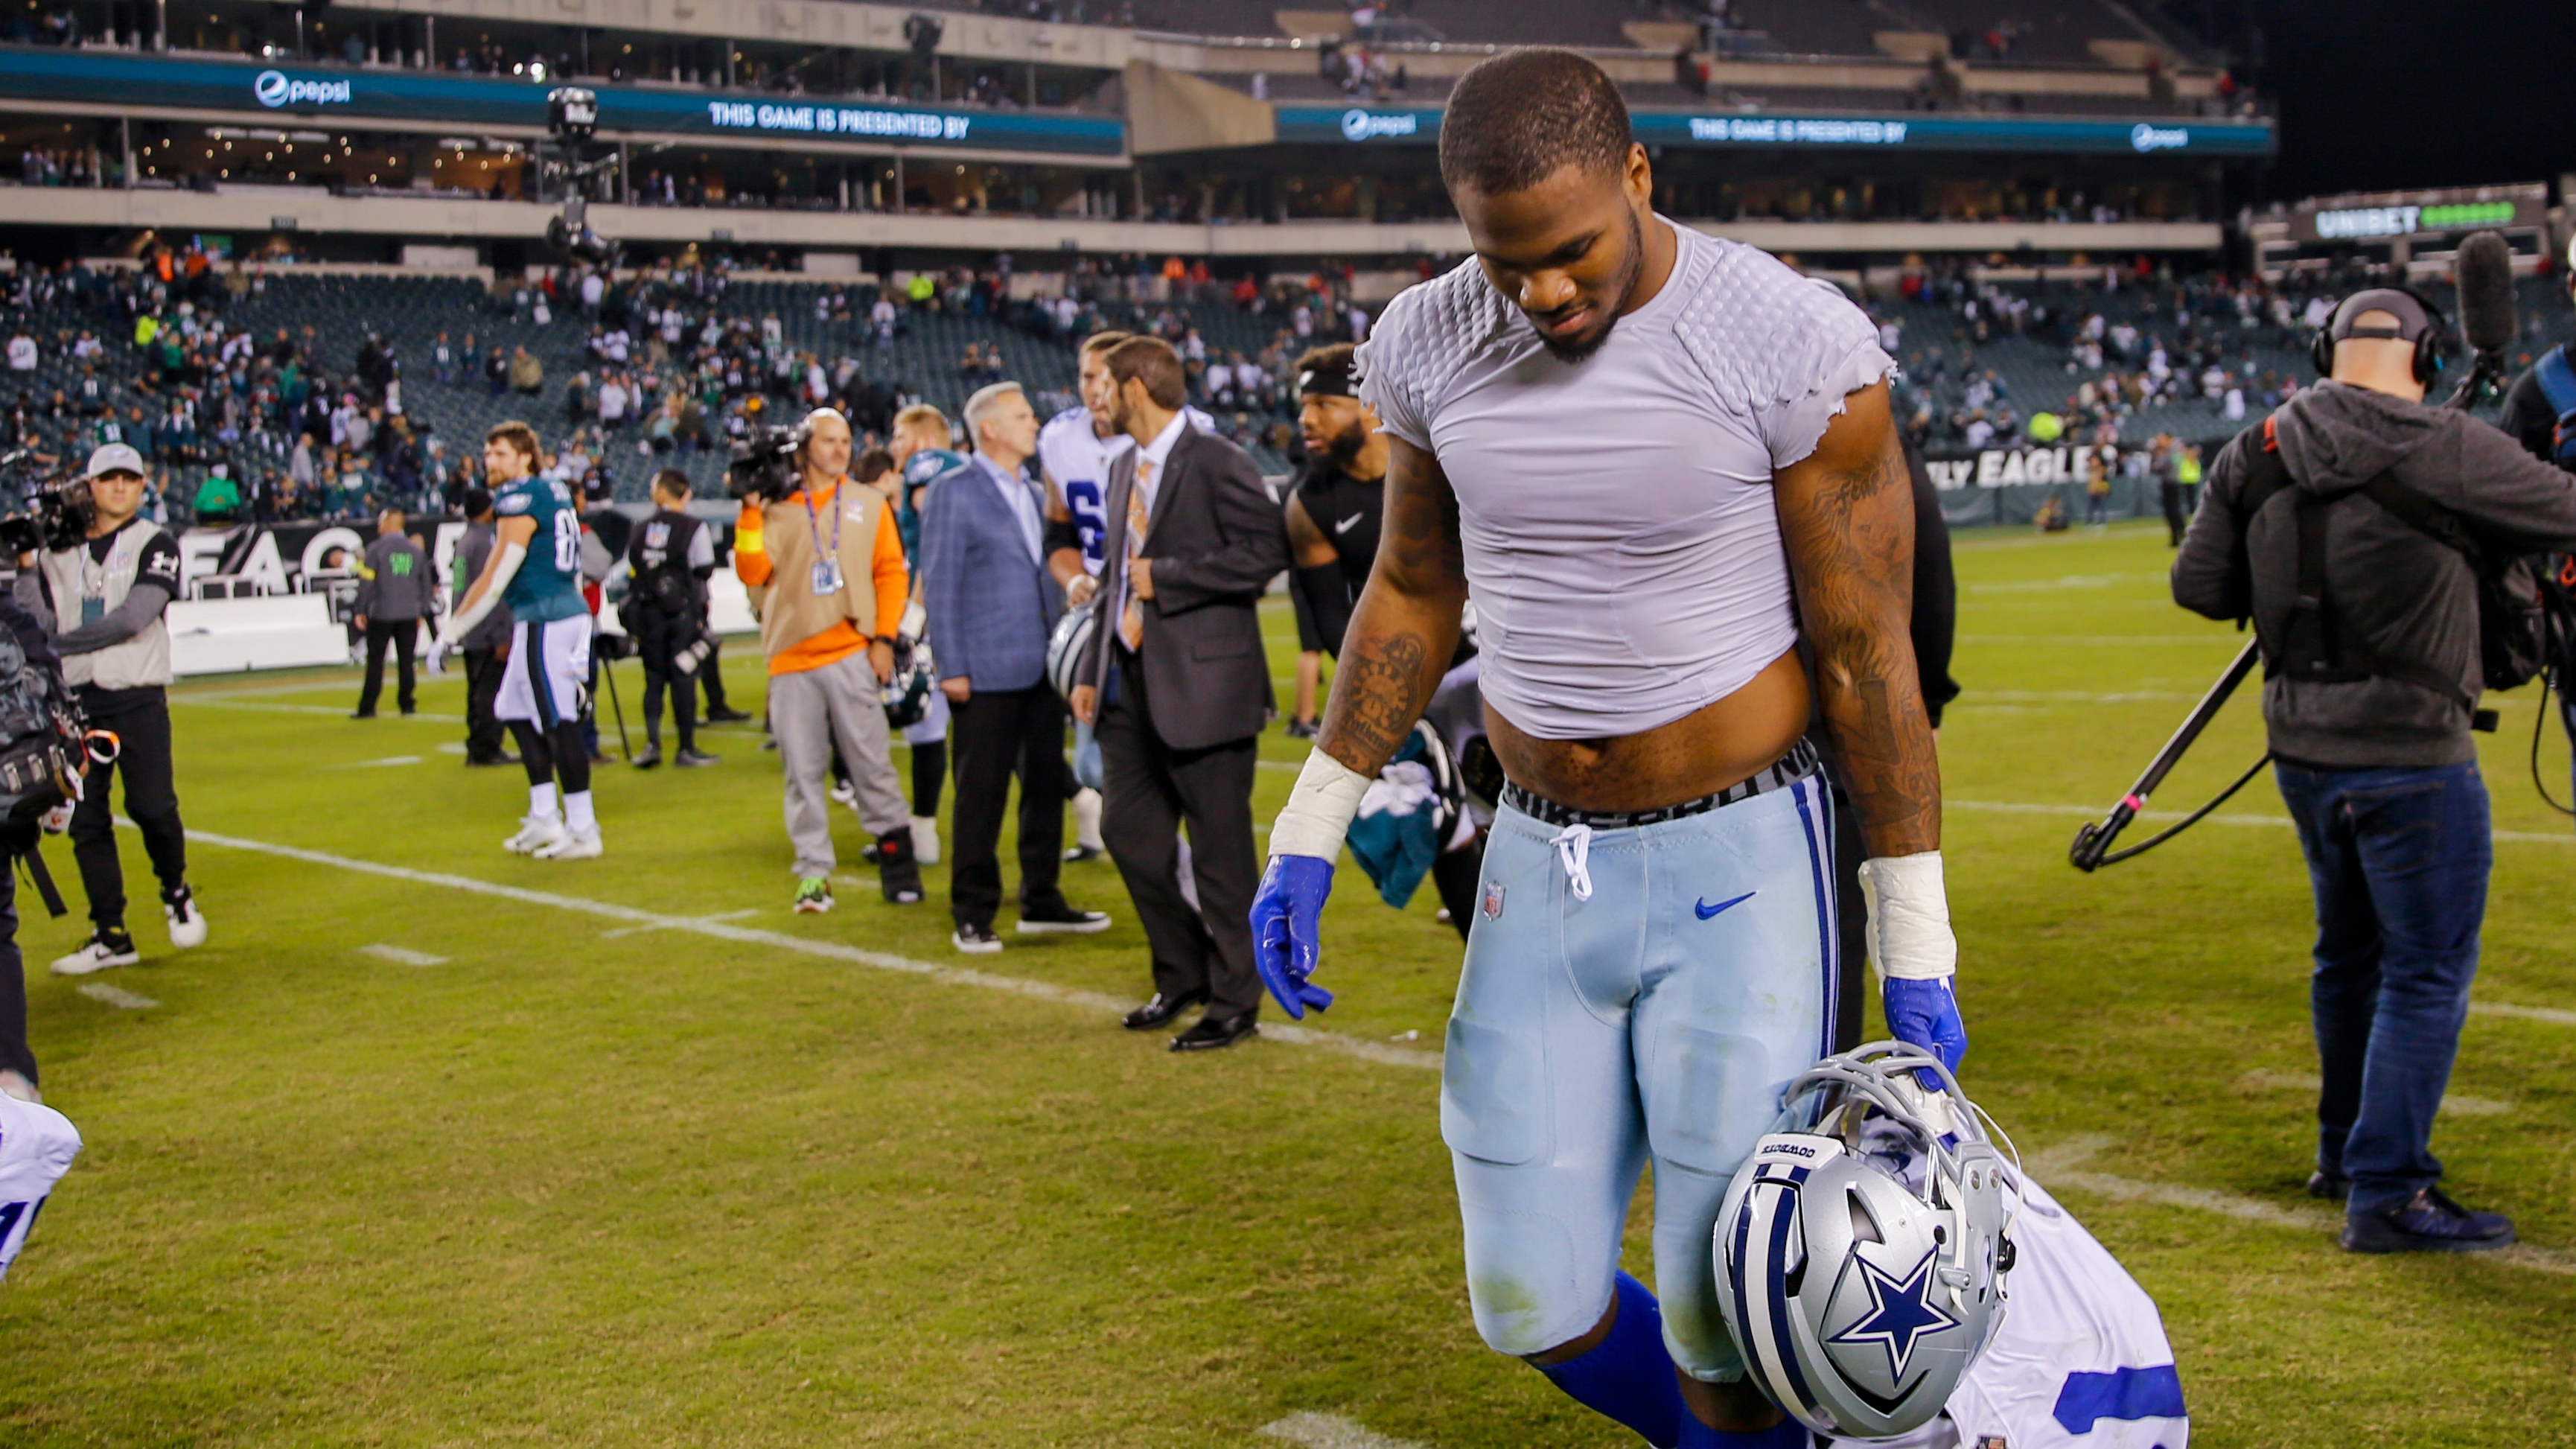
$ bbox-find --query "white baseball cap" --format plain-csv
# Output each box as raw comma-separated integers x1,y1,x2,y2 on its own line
83,442,147,480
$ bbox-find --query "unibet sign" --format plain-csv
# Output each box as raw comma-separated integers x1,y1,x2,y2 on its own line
253,69,352,108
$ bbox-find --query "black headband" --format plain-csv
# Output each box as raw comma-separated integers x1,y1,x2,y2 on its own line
1298,360,1357,399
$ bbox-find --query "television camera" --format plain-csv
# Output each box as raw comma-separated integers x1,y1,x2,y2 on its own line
726,423,804,504
0,456,95,560
540,86,619,266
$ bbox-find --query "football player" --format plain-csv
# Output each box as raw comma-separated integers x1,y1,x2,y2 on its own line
1250,50,1960,1449
439,421,604,860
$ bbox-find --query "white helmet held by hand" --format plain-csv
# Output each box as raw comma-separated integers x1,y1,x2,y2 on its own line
1714,1041,2018,1440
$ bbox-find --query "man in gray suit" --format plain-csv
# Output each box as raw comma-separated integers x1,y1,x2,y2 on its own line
1068,337,1290,1051
923,381,1111,955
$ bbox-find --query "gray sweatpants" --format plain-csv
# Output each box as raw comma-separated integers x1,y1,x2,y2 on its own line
771,652,910,877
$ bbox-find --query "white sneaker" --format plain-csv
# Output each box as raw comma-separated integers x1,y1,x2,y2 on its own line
1071,788,1104,854
911,814,941,866
829,778,856,807
503,815,567,855
163,886,208,949
535,827,603,860
51,934,139,976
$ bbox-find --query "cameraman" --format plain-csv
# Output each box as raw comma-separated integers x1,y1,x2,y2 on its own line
12,442,206,975
625,468,718,768
2174,292,2576,1255
733,408,919,912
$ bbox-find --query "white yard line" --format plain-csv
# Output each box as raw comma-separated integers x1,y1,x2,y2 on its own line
1258,1413,1429,1449
358,944,448,967
74,982,158,1010
173,698,468,724
1957,634,2236,646
2470,1001,2576,1027
182,829,1441,1074
1947,797,2575,846
2030,1135,2576,1276
2235,1069,2513,1117
601,909,760,940
345,756,424,768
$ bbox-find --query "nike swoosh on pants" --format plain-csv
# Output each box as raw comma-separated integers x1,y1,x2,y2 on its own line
1695,891,1756,920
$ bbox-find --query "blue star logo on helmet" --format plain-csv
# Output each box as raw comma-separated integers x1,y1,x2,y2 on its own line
1826,1249,1960,1378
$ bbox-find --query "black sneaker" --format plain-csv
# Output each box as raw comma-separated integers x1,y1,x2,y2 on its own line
1017,905,1112,935
704,706,754,724
2341,1186,2516,1254
951,922,1003,954
2307,1170,2352,1202
1062,844,1105,863
1284,717,1319,739
675,748,721,767
631,745,663,769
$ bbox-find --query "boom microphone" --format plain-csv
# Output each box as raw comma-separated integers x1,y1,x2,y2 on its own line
2455,230,2518,356
2445,229,2517,409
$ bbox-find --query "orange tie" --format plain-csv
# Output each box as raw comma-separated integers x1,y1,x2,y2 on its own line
1118,458,1153,650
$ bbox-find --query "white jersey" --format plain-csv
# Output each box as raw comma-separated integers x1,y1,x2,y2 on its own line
1830,1174,2187,1449
0,1095,80,1282
1356,222,1893,739
1036,404,1218,574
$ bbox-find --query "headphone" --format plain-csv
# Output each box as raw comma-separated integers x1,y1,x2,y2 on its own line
2310,285,2447,386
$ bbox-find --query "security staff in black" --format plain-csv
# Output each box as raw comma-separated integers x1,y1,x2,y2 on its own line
624,468,720,768
10,442,205,975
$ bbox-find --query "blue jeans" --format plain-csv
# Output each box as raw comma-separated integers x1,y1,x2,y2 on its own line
2272,759,2490,1214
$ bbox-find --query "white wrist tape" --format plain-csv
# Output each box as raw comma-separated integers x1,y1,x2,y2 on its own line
1856,850,1957,981
1268,749,1373,860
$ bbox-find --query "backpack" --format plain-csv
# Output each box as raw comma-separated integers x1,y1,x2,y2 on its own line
2234,413,2543,722
2534,344,2576,468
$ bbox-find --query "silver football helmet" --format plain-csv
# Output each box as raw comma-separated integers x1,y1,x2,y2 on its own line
1713,1041,2019,1440
1045,604,1095,702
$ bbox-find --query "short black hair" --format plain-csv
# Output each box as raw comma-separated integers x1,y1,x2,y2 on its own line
1439,48,1633,196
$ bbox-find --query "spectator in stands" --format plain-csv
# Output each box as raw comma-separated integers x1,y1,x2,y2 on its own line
351,509,433,719
922,381,1106,954
509,345,543,395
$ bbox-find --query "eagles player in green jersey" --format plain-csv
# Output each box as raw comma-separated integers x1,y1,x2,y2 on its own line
437,421,605,859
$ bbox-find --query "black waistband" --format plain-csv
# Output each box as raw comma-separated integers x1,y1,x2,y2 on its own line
1499,739,1822,831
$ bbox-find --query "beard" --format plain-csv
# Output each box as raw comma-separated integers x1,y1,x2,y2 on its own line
1532,208,1645,363
1316,418,1368,468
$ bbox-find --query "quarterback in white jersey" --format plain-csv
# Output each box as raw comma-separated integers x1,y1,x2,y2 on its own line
1831,1174,2188,1449
0,1092,80,1281
1251,49,1957,1449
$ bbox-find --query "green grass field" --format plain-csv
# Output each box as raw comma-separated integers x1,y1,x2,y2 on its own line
2,519,2572,1446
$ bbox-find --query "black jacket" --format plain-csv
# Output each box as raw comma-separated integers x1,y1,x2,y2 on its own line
2173,380,2576,767
1078,422,1289,751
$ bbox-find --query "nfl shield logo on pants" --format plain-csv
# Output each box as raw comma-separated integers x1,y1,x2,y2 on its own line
1481,880,1505,920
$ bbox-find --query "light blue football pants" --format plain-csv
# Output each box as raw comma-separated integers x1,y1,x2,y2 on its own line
1442,773,1838,1382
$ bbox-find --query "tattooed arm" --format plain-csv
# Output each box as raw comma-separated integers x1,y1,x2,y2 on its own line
1773,380,1941,858
1315,434,1468,776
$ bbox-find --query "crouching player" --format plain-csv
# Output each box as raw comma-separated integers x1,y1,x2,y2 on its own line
1250,49,1965,1448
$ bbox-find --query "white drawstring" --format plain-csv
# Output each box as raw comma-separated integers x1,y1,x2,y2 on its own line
1549,823,1595,902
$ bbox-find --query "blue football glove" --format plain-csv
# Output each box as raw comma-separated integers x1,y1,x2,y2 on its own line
1250,854,1336,1019
1882,975,1968,1077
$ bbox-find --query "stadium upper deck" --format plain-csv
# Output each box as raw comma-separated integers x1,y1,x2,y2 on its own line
0,0,2266,265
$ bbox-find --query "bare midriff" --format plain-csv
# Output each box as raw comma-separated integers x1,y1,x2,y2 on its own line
1483,646,1811,813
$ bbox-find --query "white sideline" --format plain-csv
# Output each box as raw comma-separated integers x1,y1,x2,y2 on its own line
75,983,158,1010
2471,1001,2576,1026
1948,797,2576,846
174,698,469,724
1259,1413,1429,1449
360,944,448,967
2030,1136,2576,1276
179,828,1442,1073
